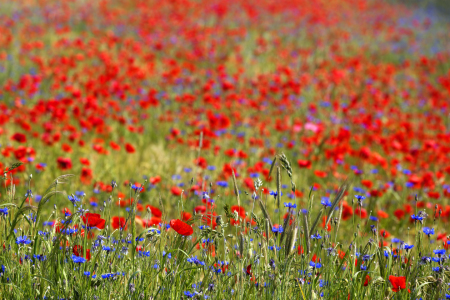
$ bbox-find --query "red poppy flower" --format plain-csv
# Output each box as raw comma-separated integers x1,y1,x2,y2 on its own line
80,167,93,185
194,157,208,169
364,275,371,286
230,205,246,218
170,219,193,236
246,264,252,276
11,133,26,143
79,158,90,166
146,205,162,217
57,157,72,170
125,143,135,153
110,141,121,150
394,209,405,220
73,245,91,261
355,208,367,218
380,229,390,238
314,170,327,178
171,186,182,196
144,216,162,227
342,202,353,220
297,159,311,168
181,211,192,221
377,210,389,219
150,176,161,184
388,276,407,292
111,216,127,230
194,205,207,214
82,213,106,229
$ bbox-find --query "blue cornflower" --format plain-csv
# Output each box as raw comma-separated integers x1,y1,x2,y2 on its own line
320,197,332,207
75,191,85,197
270,191,282,199
216,181,228,187
355,195,365,204
272,226,283,233
0,207,8,216
138,251,150,257
16,236,32,245
411,214,423,222
301,209,308,214
33,254,46,261
84,271,91,276
434,249,446,256
391,238,401,243
311,233,322,240
309,261,322,269
184,291,195,298
432,257,442,263
362,254,371,261
432,267,440,272
25,189,33,198
423,227,435,236
353,187,365,193
102,246,114,252
369,216,378,221
403,244,414,251
131,184,143,193
284,202,297,209
68,195,80,205
187,256,205,266
101,273,114,279
268,246,282,251
71,255,86,264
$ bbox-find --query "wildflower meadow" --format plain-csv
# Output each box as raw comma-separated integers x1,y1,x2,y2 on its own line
1,0,450,299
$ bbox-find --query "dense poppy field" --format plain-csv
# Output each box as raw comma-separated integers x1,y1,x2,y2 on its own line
1,0,450,299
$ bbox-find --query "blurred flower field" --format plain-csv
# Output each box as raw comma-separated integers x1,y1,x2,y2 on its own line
1,0,450,299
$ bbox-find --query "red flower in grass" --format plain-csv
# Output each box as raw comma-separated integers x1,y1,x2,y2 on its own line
11,133,27,143
80,167,93,185
388,276,408,293
57,157,72,170
125,143,135,153
146,205,162,218
82,213,106,229
181,211,192,221
171,186,182,196
231,205,246,217
112,216,127,230
73,245,91,261
297,159,311,168
393,209,405,220
194,205,207,214
364,275,371,286
79,158,90,166
170,219,193,236
246,264,252,276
